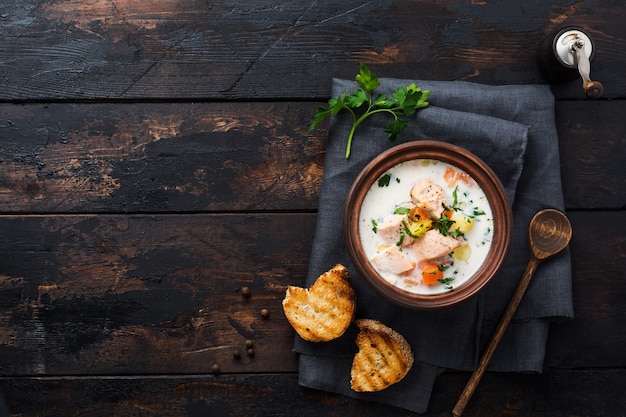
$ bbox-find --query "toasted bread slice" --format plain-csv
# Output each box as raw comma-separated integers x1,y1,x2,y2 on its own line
350,319,414,392
282,264,356,342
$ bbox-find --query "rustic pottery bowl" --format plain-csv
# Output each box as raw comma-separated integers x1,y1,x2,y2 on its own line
343,140,512,309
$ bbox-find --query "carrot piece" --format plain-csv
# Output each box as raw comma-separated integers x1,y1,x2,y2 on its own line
421,263,443,285
444,167,471,186
405,207,433,237
408,207,431,222
443,167,460,186
442,206,454,220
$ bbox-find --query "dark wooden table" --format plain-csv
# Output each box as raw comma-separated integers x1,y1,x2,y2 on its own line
0,1,624,416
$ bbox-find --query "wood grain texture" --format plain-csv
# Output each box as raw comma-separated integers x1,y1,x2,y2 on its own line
545,210,626,367
0,213,313,375
0,0,624,416
0,0,624,100
556,100,626,209
0,102,325,213
0,370,624,417
0,212,623,376
1,100,624,214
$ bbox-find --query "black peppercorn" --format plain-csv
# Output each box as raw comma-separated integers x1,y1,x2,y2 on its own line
211,364,220,374
247,348,255,357
245,339,254,348
233,350,241,360
241,287,251,297
260,308,269,318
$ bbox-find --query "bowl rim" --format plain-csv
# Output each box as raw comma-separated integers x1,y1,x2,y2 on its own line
342,140,513,309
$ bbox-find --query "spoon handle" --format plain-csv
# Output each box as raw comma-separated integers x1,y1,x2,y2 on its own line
452,257,540,417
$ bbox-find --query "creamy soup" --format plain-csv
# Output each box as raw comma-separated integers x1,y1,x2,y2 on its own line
359,159,494,295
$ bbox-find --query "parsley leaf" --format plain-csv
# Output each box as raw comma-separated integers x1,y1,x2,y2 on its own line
377,173,392,187
434,213,462,237
394,207,411,215
395,231,405,246
401,220,421,239
451,186,459,209
373,94,394,108
346,89,369,108
309,63,430,158
438,276,456,290
384,118,409,143
355,64,380,94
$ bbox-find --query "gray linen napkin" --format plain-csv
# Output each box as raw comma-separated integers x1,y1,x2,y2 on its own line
294,79,573,413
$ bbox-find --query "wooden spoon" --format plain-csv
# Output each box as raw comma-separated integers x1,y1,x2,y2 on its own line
452,209,572,417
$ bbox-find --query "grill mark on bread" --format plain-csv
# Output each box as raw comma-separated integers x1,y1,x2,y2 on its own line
282,264,356,342
350,319,414,392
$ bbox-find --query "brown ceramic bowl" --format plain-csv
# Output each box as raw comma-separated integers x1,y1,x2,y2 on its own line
343,140,512,309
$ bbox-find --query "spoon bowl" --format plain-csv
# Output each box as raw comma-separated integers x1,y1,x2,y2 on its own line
529,209,572,260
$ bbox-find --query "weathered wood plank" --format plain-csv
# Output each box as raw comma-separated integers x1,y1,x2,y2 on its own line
0,369,624,417
1,101,624,213
0,102,325,213
0,213,313,375
0,1,622,416
0,211,623,376
545,209,626,368
0,0,623,100
556,100,626,209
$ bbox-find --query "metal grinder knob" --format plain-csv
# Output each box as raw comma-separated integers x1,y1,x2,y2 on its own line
538,27,604,99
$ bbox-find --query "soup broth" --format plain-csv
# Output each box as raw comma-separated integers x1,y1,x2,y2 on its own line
358,159,494,295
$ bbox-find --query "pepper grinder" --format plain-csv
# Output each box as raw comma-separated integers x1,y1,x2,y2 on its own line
537,27,603,98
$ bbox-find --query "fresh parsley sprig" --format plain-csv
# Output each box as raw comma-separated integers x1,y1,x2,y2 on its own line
309,64,430,158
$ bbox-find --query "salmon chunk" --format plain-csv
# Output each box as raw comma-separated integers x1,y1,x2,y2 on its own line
370,246,415,278
411,229,463,262
377,214,415,247
410,180,446,218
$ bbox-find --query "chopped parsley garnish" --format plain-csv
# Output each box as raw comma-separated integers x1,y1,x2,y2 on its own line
451,186,460,209
395,231,405,246
438,276,456,290
394,207,411,215
371,219,378,233
378,173,392,187
401,220,421,239
434,213,461,237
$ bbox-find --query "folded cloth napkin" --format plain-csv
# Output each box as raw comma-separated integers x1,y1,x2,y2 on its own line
293,79,574,413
